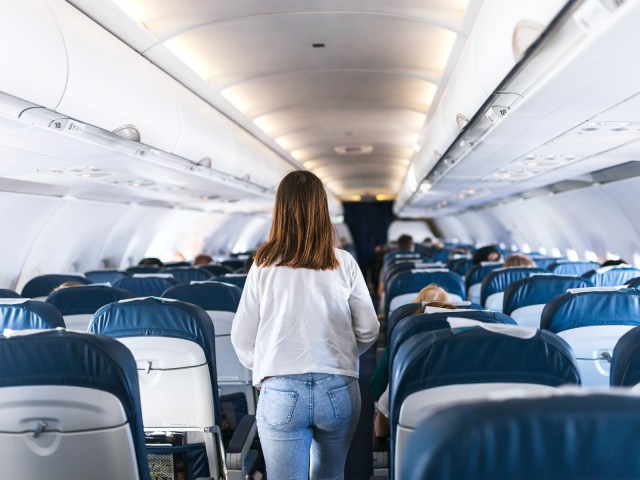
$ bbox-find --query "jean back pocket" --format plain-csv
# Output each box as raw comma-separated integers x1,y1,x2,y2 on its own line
258,388,299,426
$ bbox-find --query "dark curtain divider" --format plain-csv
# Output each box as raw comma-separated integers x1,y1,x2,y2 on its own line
343,201,395,287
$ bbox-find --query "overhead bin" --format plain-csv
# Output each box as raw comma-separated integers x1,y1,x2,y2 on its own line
0,0,67,109
49,0,181,153
400,0,571,212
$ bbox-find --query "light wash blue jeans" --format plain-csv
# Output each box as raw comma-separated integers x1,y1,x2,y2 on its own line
256,373,361,480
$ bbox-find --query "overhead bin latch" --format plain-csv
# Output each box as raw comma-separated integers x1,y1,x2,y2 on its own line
33,420,47,439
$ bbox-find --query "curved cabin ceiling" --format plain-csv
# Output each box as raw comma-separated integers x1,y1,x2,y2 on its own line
71,0,477,200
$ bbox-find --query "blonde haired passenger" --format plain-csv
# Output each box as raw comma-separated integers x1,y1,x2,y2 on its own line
373,299,458,438
503,254,536,268
413,284,450,311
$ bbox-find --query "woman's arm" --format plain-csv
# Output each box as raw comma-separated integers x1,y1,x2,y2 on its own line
231,266,261,369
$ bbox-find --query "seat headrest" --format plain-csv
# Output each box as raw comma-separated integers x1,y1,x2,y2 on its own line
403,392,640,480
503,275,594,315
162,282,242,312
163,267,210,283
387,270,465,302
465,263,504,290
541,288,640,333
0,288,21,299
112,276,180,297
0,299,65,329
389,310,517,359
21,274,91,298
549,260,600,276
206,274,247,289
480,267,547,305
583,266,640,287
45,285,134,315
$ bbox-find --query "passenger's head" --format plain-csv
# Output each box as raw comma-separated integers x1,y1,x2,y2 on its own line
504,253,536,268
414,284,451,304
53,281,84,292
397,234,414,252
256,171,337,270
193,253,213,266
471,245,502,265
601,259,628,267
138,257,163,267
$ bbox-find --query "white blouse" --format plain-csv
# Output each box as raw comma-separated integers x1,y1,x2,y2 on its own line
231,248,379,385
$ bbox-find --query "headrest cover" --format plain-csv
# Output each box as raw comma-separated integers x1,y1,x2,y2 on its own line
403,393,640,480
387,270,465,306
0,299,65,329
45,285,134,315
465,263,504,291
447,318,536,339
503,275,594,315
541,289,640,333
549,261,600,276
0,288,21,299
162,282,242,312
163,267,210,283
0,329,150,480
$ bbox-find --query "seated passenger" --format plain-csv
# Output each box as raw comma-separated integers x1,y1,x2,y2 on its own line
377,234,415,300
471,245,502,265
138,257,163,267
193,253,214,266
369,286,454,401
374,301,458,438
53,281,85,291
503,253,536,268
601,258,629,267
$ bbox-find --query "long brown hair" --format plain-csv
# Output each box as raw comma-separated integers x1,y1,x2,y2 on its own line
255,171,338,270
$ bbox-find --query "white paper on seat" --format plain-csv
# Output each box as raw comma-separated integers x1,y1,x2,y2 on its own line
447,317,536,339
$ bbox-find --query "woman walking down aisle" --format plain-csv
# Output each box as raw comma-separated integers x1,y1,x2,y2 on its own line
231,171,379,480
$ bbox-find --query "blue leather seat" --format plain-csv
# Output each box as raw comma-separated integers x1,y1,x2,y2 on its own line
112,275,181,297
503,274,593,327
610,326,640,387
197,264,234,276
464,262,503,304
89,297,259,479
548,260,600,276
84,269,129,284
389,310,517,362
163,266,211,283
0,298,65,329
402,392,640,480
626,276,640,289
21,274,92,299
0,329,150,479
450,257,474,277
541,288,640,386
480,266,547,311
125,265,163,274
532,256,565,270
46,285,133,331
207,274,248,289
386,269,465,315
390,326,579,479
0,288,21,298
582,265,640,286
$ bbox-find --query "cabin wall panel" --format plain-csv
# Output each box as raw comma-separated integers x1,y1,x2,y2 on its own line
0,193,61,290
15,198,129,292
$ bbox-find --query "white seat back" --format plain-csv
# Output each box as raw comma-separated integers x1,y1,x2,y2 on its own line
395,383,558,479
119,337,215,428
62,313,94,331
511,304,545,328
557,325,636,387
484,292,504,312
468,283,482,304
0,385,139,480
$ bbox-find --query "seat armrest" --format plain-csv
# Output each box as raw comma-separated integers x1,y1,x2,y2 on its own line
226,414,257,470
